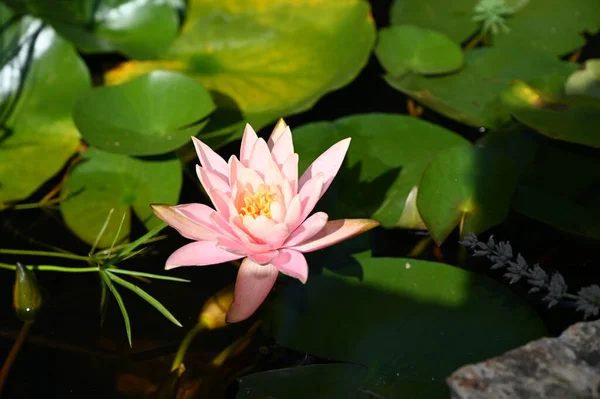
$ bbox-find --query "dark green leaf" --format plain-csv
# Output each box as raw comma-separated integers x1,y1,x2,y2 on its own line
293,114,470,229
100,270,132,346
273,252,546,399
60,148,182,248
236,364,369,399
417,145,519,244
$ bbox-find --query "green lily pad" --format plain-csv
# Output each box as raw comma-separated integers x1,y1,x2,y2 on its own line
384,45,577,129
502,80,600,149
375,25,464,77
273,252,546,399
483,131,600,240
565,59,600,100
293,114,470,229
390,0,600,55
24,0,180,59
73,71,215,156
417,145,519,244
103,0,375,133
492,0,600,56
389,0,478,44
236,364,369,399
0,10,91,203
60,148,182,248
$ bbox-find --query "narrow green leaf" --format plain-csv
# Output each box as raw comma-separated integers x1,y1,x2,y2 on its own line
90,208,114,255
115,222,167,259
100,270,132,346
107,268,190,283
99,278,108,327
107,271,182,328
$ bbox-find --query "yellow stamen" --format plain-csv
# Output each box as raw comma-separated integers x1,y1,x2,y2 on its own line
238,190,275,219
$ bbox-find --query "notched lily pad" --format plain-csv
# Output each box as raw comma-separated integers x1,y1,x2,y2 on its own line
60,148,182,248
417,145,520,245
73,71,215,156
565,59,600,101
273,252,546,399
502,80,600,149
376,25,464,76
104,0,375,135
0,9,91,203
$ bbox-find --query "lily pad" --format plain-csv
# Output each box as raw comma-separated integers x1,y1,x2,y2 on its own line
384,45,577,129
375,25,464,76
104,0,375,133
417,145,519,244
390,0,600,55
565,59,600,100
492,0,600,56
502,80,600,149
236,364,369,399
73,71,215,156
389,0,478,44
0,10,91,203
273,252,546,399
293,114,470,228
60,148,182,248
24,0,180,59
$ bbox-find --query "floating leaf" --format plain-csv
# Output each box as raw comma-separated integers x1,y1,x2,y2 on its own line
293,114,470,228
0,9,91,203
236,364,369,399
502,80,600,149
24,0,180,59
376,25,464,76
73,71,215,156
417,145,519,244
565,59,600,100
273,252,546,399
390,0,600,55
492,0,600,55
60,148,182,248
104,0,375,133
389,0,477,44
384,45,576,129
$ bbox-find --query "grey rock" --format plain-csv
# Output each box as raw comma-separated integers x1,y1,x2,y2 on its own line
447,319,600,399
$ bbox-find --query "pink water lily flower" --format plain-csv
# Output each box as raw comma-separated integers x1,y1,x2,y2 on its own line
151,119,379,322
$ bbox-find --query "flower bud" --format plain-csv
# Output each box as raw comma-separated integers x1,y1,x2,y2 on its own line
199,285,234,330
13,262,42,322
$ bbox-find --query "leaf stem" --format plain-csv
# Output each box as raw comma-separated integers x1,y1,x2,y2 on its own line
0,262,97,273
0,249,89,262
171,323,206,371
0,321,32,395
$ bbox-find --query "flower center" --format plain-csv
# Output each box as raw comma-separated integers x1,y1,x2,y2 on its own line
238,190,275,219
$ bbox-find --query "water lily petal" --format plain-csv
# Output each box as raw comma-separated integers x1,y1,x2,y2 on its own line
298,173,324,223
249,250,279,264
281,153,299,194
291,219,380,253
226,259,278,323
284,195,302,228
267,118,288,149
165,241,243,270
243,215,276,243
264,222,290,248
272,249,308,284
298,138,351,199
210,189,238,220
270,126,294,165
151,203,218,241
192,136,228,181
248,138,274,178
284,212,328,248
196,165,230,195
269,201,286,223
240,123,258,165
